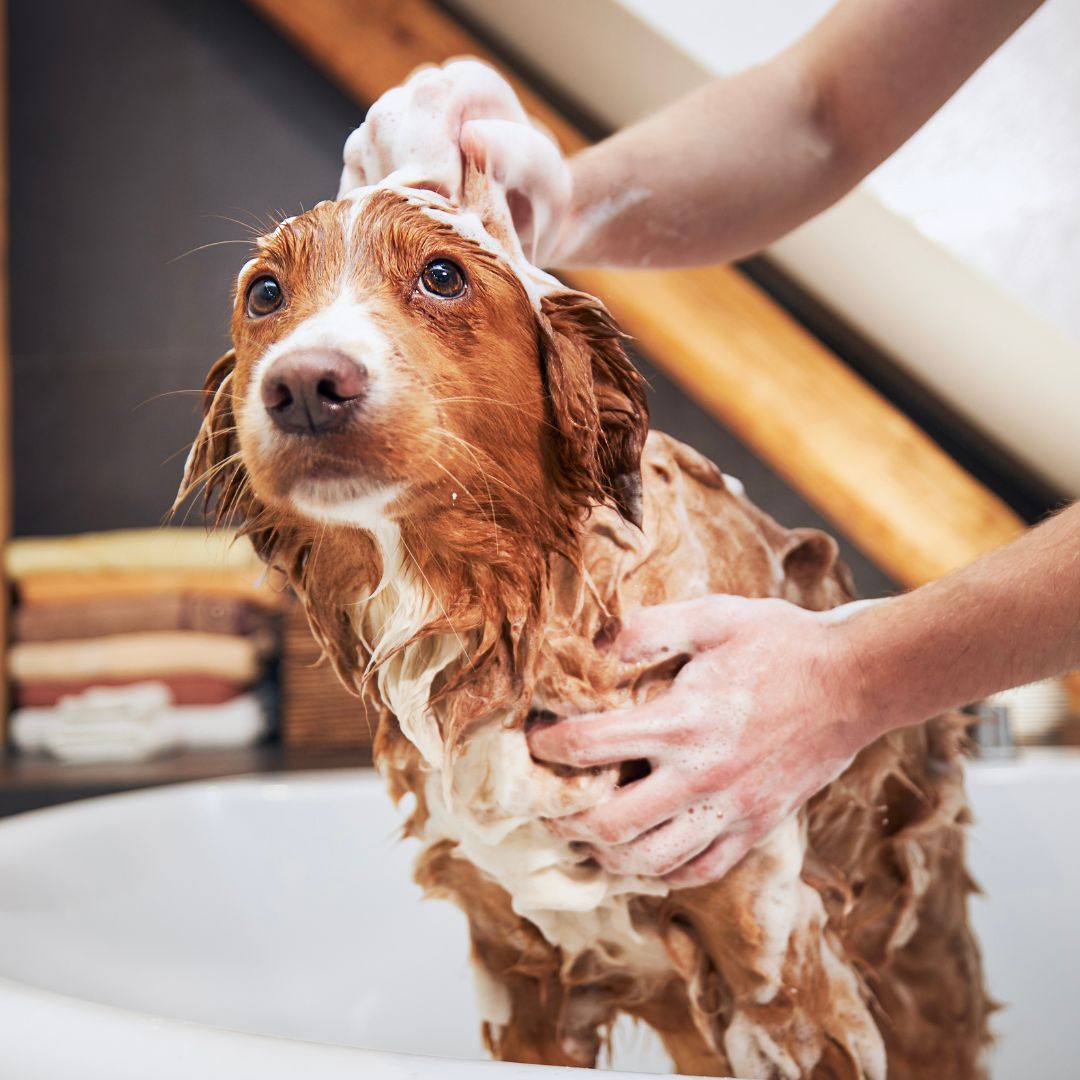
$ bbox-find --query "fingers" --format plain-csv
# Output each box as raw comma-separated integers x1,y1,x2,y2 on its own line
547,770,686,846
438,59,529,127
340,60,533,202
526,701,671,768
663,828,757,889
591,806,724,877
461,119,569,258
615,595,759,664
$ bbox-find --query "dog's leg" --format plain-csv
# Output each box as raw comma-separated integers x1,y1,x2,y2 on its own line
631,990,730,1077
665,817,886,1080
808,719,992,1080
481,971,609,1068
414,839,605,1067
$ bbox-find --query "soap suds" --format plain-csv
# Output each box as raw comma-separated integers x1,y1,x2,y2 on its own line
420,720,671,972
337,60,570,309
722,472,745,497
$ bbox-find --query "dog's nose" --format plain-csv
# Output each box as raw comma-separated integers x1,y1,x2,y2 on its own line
261,349,368,435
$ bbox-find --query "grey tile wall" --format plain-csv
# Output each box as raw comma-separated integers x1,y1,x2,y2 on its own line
10,0,361,534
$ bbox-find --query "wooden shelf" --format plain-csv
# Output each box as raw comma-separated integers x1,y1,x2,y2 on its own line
0,743,373,817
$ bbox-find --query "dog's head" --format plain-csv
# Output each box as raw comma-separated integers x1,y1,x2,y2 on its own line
178,186,647,681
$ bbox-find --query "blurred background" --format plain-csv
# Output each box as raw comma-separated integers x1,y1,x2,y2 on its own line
2,0,1077,814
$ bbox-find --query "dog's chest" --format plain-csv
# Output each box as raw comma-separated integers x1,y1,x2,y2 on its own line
417,720,673,974
391,435,787,964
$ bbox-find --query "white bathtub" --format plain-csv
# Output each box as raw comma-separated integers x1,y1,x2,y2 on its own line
0,750,1076,1079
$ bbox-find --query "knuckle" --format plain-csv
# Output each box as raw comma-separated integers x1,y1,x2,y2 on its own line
686,764,723,797
654,846,698,878
562,724,591,757
594,816,631,846
733,788,758,819
660,726,696,754
634,851,669,877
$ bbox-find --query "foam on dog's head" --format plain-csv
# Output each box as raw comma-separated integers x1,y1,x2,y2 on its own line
338,59,569,307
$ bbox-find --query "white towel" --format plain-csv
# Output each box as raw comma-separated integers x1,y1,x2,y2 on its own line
10,682,269,763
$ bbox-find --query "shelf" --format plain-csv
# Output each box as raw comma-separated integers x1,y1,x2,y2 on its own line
0,743,374,817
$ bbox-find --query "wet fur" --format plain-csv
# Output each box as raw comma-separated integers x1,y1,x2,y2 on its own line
179,188,990,1078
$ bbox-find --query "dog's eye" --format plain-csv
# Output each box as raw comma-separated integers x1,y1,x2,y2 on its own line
246,275,284,317
420,259,466,299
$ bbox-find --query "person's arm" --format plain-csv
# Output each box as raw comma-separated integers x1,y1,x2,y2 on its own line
527,502,1080,887
548,0,1043,267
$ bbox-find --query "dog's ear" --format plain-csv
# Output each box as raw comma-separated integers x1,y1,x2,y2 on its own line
779,527,856,609
539,291,649,527
172,349,251,527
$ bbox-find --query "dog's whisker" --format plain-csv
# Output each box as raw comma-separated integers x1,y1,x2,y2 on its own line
132,388,216,413
431,427,503,557
216,210,270,235
432,427,569,535
167,238,255,264
428,395,562,434
425,455,483,512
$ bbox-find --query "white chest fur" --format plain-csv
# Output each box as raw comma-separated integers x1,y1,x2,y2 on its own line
354,552,670,986
421,723,671,974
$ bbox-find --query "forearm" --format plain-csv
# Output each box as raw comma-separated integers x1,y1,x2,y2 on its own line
841,502,1080,743
552,61,836,268
551,0,1042,269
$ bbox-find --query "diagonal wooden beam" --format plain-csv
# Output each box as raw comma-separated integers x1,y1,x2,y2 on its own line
245,0,1024,588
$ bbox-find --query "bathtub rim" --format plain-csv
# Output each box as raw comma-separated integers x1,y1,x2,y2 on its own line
0,748,1076,1078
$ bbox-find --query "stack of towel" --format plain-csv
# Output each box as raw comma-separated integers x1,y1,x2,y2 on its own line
6,529,286,762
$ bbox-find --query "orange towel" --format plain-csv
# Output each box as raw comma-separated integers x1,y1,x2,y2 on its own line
15,675,249,708
16,568,286,608
9,631,260,683
4,528,260,577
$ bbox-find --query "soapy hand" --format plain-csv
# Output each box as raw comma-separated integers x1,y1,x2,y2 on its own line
527,595,873,887
339,59,571,263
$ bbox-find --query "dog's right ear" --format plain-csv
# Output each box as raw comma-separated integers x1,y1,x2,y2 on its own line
172,349,247,524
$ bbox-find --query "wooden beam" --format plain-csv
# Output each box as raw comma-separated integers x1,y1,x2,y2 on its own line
246,0,1025,588
578,267,1023,588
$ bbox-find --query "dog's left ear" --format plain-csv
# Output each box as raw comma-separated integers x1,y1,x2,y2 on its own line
540,291,649,527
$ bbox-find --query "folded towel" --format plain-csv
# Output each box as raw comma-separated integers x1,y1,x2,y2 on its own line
10,683,270,763
13,593,278,644
9,631,259,683
15,674,249,707
5,528,260,578
15,568,284,608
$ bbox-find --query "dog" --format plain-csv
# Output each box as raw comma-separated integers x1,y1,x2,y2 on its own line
177,67,990,1079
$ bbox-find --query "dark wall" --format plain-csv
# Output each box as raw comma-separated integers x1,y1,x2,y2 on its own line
9,0,361,535
7,0,894,596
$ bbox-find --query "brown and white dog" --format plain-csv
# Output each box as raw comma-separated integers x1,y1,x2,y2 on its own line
178,70,990,1079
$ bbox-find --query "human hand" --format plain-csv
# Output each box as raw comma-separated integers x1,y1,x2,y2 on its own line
527,595,877,887
338,59,571,263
